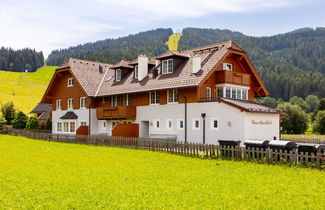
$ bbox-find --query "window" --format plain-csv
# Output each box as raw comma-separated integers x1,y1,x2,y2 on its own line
223,63,233,71
111,95,118,106
112,121,119,128
70,122,75,132
162,59,173,74
103,121,106,128
166,119,173,129
211,118,219,130
242,89,248,100
67,78,73,87
80,121,87,126
116,69,122,82
217,87,224,98
56,99,62,110
177,119,184,129
168,89,178,104
154,119,160,129
67,98,74,110
192,119,200,130
57,122,62,132
63,122,69,132
231,88,236,99
150,91,160,105
236,89,241,100
80,97,86,109
226,87,231,98
206,87,212,101
134,65,138,79
124,94,131,106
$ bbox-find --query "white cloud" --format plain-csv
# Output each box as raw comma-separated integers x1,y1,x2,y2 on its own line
0,0,308,57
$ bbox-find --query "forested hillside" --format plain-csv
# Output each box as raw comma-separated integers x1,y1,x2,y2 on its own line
46,28,173,65
0,48,44,72
179,27,325,100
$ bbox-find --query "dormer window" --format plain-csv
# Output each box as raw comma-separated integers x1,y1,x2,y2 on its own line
116,69,122,82
223,62,233,71
134,65,138,79
162,59,173,74
67,78,73,87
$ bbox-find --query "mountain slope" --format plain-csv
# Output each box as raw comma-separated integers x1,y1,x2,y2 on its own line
47,28,173,65
0,66,57,113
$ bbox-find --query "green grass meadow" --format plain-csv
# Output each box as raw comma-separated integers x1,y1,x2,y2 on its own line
0,66,57,113
0,135,324,209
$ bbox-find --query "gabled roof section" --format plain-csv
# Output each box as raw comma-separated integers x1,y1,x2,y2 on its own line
111,60,133,69
60,111,78,119
30,103,51,114
130,57,156,65
155,50,191,60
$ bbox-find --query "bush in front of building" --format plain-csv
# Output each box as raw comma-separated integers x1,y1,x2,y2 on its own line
12,111,28,129
313,110,325,134
1,102,16,125
26,117,39,130
0,116,6,130
277,102,308,134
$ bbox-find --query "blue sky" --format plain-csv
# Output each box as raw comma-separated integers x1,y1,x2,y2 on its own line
0,0,324,57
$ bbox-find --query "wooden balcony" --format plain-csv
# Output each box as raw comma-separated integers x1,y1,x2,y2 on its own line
97,106,136,120
216,70,250,86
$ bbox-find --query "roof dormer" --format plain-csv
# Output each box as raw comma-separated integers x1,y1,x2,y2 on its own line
155,51,190,75
130,56,156,80
110,60,133,82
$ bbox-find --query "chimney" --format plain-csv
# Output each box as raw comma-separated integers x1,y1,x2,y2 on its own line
138,55,148,81
192,55,201,74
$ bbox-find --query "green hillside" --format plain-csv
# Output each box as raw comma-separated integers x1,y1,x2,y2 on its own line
0,66,57,113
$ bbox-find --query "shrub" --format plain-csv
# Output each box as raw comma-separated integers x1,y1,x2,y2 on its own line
1,102,16,125
26,117,39,130
12,111,28,129
313,111,325,134
0,116,6,130
45,118,52,130
277,103,308,134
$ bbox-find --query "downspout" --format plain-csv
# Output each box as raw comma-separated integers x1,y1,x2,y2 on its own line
201,113,206,144
179,94,187,143
88,97,92,135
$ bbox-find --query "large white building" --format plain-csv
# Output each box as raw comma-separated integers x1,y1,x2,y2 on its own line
37,41,282,145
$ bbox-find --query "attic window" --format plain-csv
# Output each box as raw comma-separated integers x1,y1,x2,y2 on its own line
134,65,138,79
223,62,233,71
67,78,73,87
162,59,173,74
116,69,122,82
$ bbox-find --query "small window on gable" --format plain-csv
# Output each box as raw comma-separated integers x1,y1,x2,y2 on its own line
223,63,233,71
134,65,138,79
116,69,122,82
162,59,173,74
80,97,86,109
56,99,62,110
67,98,74,110
67,78,73,87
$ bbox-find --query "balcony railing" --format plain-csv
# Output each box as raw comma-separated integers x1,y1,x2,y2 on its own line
97,106,136,120
216,70,250,86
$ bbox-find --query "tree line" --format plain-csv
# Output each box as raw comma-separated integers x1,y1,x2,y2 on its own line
256,95,325,134
0,47,44,72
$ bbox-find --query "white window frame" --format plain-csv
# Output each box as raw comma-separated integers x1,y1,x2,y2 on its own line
69,121,76,133
67,78,73,87
111,95,118,106
223,62,233,71
67,98,74,110
57,122,62,132
216,84,249,100
177,119,184,130
134,65,138,79
206,87,212,101
167,89,178,104
80,121,87,126
162,59,173,74
211,118,219,130
80,97,86,109
153,119,160,130
116,69,122,82
242,89,248,100
56,99,62,110
192,118,200,130
150,91,160,105
103,121,107,129
58,121,76,133
166,119,173,130
124,94,131,106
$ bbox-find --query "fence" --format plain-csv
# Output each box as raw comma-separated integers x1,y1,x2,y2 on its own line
6,129,325,169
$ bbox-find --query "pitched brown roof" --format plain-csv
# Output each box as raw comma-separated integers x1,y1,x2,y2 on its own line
111,60,133,69
96,41,233,96
130,57,156,65
219,98,283,114
57,58,113,96
155,50,191,60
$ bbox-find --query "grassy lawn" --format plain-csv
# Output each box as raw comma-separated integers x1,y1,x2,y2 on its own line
166,33,183,51
0,135,324,209
0,66,57,113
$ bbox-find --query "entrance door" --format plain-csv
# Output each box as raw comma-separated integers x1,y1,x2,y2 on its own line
140,121,149,138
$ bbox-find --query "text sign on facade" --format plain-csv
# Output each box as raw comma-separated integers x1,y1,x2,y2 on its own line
251,120,272,125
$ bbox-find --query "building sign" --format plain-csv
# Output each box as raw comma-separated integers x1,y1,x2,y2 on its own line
251,120,272,125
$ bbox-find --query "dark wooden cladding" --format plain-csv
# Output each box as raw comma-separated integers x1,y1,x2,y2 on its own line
97,106,136,120
215,70,250,86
